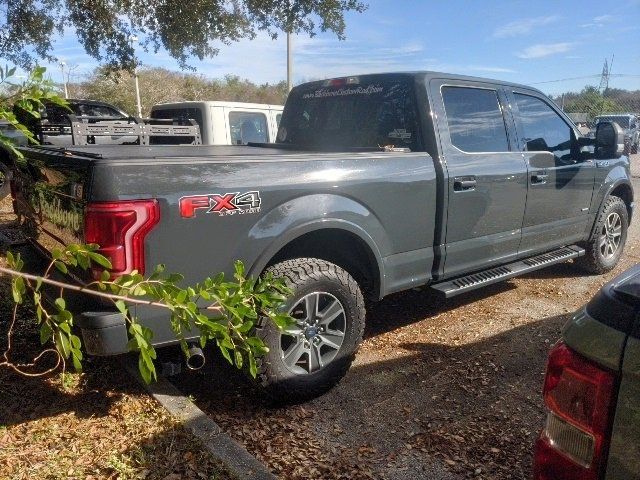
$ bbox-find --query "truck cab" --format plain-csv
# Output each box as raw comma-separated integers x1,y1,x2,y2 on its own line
150,101,283,145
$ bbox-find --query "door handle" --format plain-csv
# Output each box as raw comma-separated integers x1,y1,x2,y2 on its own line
453,177,477,191
531,172,548,184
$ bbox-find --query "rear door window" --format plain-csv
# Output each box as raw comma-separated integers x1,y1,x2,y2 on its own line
441,86,509,153
229,111,268,144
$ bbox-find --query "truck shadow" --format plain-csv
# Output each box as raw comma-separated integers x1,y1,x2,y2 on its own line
171,310,569,480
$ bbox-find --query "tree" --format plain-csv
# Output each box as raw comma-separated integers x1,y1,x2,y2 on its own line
557,86,625,121
69,67,288,116
0,0,367,71
0,65,67,156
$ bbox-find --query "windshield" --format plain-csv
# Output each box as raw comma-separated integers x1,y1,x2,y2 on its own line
277,78,422,151
596,116,630,128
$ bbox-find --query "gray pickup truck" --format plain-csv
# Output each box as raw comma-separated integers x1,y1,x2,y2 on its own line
9,72,634,401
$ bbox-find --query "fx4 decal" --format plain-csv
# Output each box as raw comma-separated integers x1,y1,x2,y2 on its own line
179,191,261,218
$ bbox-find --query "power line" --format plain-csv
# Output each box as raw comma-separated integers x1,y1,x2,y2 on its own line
531,73,640,85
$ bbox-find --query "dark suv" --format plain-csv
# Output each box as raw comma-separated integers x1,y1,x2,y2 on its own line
16,99,134,146
535,265,640,480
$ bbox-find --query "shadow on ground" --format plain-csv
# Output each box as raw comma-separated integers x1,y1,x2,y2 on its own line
170,282,568,479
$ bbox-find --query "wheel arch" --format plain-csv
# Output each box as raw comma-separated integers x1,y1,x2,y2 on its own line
248,221,385,300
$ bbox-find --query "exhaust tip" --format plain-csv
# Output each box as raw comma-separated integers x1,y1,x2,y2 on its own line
186,344,205,370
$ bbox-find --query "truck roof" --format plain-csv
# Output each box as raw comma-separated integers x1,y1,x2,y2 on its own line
151,101,284,110
296,70,546,95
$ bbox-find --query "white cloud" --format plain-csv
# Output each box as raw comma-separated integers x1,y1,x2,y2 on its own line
517,42,573,59
580,14,616,27
493,15,560,38
465,65,516,73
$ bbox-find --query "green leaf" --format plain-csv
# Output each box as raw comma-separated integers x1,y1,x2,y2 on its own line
218,344,233,365
115,300,127,314
88,252,112,269
138,355,152,384
11,280,22,304
238,321,254,333
100,269,111,282
54,330,71,358
35,277,43,291
54,261,68,274
71,352,82,372
58,321,71,334
234,260,245,278
234,350,243,369
176,290,187,303
70,334,81,349
40,323,53,345
54,297,66,311
248,351,257,378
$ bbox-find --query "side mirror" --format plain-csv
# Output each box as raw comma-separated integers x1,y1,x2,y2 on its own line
595,121,625,159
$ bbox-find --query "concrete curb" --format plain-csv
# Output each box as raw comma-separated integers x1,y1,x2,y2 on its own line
123,359,277,480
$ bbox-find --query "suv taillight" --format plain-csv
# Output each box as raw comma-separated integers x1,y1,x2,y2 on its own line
84,200,159,277
534,342,616,480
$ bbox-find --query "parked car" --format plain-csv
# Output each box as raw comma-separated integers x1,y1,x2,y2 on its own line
593,113,639,154
150,101,283,145
12,98,137,146
534,264,640,480
11,72,634,402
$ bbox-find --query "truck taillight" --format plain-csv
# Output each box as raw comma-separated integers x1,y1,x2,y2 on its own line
84,200,159,277
534,342,616,480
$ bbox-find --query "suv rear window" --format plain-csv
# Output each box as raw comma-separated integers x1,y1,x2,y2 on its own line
151,108,203,126
229,111,269,144
277,78,422,151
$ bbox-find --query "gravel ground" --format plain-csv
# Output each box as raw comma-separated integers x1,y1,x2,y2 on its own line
171,153,640,480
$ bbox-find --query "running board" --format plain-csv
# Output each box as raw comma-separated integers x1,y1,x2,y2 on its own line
431,245,585,298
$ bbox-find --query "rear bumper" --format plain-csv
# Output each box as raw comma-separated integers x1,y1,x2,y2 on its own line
76,311,129,356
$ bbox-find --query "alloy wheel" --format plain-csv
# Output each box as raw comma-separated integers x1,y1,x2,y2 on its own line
279,292,346,375
599,212,622,259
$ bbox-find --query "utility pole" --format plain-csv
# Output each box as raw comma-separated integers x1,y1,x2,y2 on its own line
129,35,143,117
59,61,68,99
287,32,293,92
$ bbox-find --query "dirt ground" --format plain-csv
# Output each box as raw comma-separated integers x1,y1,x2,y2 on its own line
171,153,640,480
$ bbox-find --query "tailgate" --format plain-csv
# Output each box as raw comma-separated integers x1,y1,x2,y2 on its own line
12,147,92,255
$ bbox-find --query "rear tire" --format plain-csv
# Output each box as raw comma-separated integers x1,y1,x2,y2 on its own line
254,258,365,404
577,195,628,274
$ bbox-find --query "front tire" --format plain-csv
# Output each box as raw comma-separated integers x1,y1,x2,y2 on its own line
577,195,628,274
255,258,365,404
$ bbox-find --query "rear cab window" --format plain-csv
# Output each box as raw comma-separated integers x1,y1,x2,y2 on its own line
229,111,269,144
277,77,422,151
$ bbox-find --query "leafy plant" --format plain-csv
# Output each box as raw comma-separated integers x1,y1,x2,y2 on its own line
0,65,68,157
2,243,292,382
2,243,293,382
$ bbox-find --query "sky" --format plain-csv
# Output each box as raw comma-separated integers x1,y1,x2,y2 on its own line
43,0,640,95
